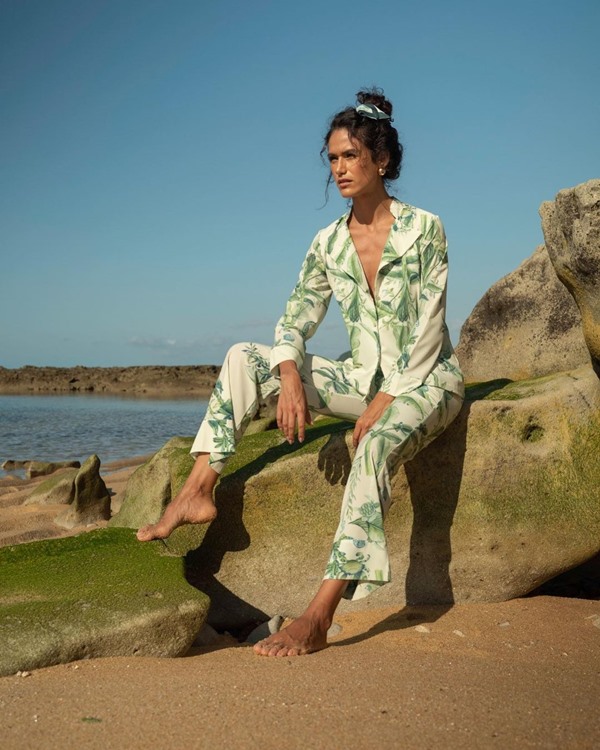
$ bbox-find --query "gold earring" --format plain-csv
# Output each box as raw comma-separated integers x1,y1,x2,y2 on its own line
378,167,386,176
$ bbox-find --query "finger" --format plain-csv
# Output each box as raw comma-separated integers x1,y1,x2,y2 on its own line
297,406,306,443
286,408,296,443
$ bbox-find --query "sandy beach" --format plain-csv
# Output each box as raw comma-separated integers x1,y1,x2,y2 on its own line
1,462,599,749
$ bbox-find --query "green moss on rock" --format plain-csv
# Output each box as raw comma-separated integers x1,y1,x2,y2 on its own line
24,468,78,505
0,528,209,676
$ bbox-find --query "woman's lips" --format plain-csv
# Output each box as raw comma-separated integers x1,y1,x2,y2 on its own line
337,180,351,188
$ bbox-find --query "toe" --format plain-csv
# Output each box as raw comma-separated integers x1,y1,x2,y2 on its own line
136,526,153,541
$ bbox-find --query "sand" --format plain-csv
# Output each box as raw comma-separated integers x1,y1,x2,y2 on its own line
1,464,599,748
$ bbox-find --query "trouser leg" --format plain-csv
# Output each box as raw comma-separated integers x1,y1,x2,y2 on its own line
324,386,464,601
190,343,367,473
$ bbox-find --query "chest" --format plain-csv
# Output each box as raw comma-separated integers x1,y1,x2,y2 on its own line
348,219,395,296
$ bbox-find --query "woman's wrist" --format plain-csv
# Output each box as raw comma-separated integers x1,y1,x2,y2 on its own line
279,360,299,376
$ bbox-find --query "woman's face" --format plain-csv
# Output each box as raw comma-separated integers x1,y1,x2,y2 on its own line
327,128,387,200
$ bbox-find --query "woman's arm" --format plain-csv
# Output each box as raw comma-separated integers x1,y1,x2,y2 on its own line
277,359,313,444
270,236,333,376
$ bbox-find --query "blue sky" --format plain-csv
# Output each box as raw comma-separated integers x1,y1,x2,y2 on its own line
1,0,598,367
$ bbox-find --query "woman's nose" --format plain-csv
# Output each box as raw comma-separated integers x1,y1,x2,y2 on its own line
336,157,346,174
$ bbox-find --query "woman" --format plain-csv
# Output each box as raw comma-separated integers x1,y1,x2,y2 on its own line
137,89,464,657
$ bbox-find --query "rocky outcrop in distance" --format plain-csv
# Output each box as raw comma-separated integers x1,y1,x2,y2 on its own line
540,178,600,377
1,459,80,477
0,365,220,397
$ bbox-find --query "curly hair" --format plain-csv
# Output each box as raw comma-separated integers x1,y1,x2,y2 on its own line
321,88,403,190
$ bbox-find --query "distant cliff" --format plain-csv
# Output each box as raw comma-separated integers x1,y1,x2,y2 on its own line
0,365,220,397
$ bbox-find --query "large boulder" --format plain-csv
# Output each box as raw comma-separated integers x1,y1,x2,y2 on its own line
456,246,589,382
539,179,600,377
0,528,209,676
114,366,600,630
54,455,110,529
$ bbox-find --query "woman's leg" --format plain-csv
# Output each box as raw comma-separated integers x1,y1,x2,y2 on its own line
137,342,282,542
324,386,464,601
254,385,463,656
136,454,219,541
253,579,348,656
138,346,364,542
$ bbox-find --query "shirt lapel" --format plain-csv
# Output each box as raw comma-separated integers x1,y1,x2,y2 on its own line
379,200,422,270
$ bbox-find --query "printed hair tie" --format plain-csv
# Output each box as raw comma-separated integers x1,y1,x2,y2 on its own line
355,103,392,121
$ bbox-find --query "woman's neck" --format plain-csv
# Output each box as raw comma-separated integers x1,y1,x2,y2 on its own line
350,187,393,227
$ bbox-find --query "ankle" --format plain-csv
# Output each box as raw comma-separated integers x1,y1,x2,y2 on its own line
302,605,333,631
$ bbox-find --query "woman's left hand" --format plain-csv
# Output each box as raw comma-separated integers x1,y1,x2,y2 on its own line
352,391,395,448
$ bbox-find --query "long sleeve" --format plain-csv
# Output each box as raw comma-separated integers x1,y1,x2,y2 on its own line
269,235,333,375
379,215,449,397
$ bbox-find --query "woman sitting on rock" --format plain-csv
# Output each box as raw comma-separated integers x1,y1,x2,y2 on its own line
137,88,464,656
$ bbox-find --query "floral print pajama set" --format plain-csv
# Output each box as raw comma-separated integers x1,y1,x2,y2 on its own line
191,198,464,600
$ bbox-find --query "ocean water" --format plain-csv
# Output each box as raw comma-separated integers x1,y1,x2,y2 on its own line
0,394,208,478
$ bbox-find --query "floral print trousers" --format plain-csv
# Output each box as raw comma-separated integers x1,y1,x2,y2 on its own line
191,342,463,600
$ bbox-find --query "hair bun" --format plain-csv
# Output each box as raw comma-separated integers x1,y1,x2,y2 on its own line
356,88,393,118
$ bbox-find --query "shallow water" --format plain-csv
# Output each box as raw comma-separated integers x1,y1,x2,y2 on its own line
0,394,208,478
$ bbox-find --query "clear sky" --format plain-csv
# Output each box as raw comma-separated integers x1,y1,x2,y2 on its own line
1,0,598,368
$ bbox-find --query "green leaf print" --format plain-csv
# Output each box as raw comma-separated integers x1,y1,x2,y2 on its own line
341,559,365,575
350,517,385,543
346,290,362,323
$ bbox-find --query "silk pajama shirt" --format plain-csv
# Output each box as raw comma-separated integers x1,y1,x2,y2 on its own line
191,198,464,600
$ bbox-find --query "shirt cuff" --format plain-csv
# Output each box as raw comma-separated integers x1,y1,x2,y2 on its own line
269,345,304,377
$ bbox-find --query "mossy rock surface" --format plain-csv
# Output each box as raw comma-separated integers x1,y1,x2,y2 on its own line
0,528,209,676
24,468,78,505
111,367,600,629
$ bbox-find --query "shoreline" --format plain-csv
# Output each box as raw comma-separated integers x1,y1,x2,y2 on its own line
0,365,219,397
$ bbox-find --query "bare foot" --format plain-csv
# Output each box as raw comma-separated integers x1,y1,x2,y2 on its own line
136,488,217,542
253,614,329,657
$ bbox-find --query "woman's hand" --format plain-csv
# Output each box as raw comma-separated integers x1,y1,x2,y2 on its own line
277,361,312,444
353,391,395,448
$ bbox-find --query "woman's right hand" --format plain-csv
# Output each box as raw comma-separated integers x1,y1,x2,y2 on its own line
277,360,312,444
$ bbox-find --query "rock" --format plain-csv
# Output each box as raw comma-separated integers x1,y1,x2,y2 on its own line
23,468,78,506
0,528,209,676
539,178,600,377
456,246,589,382
54,455,110,529
2,460,32,471
244,394,279,435
26,460,81,479
0,365,219,397
245,615,284,644
108,438,195,530
192,623,221,647
113,366,600,630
